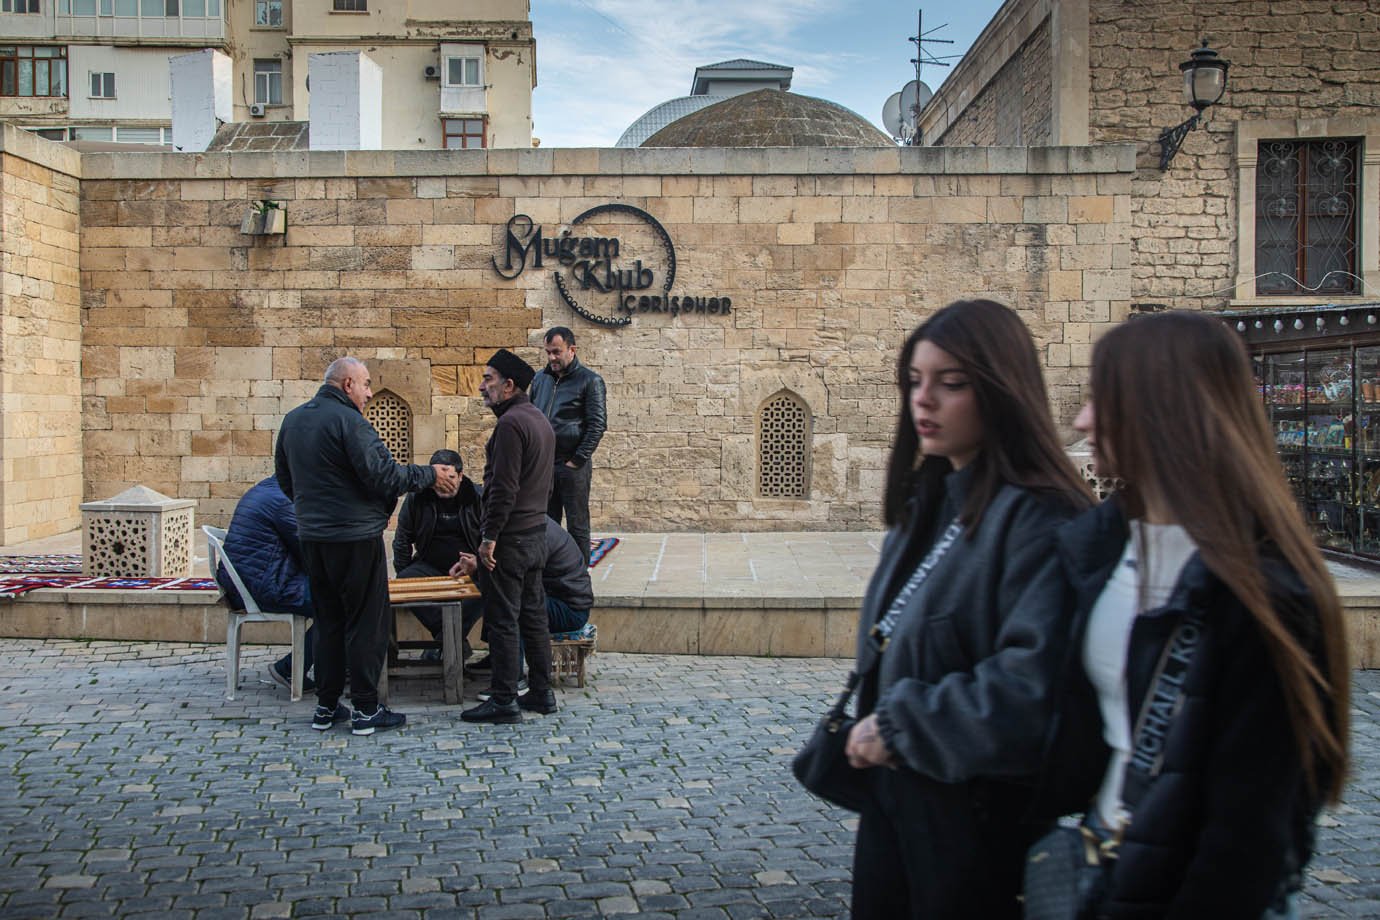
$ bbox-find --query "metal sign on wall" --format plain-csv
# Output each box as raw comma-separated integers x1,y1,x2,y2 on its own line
491,204,732,327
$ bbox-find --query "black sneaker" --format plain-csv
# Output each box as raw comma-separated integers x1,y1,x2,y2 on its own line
311,703,350,731
517,688,558,715
351,705,407,736
476,677,527,701
461,697,522,724
271,659,317,693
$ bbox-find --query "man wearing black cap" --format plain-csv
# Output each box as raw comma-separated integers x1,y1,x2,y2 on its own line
462,348,557,724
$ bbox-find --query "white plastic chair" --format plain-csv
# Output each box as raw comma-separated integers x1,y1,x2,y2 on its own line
203,524,307,702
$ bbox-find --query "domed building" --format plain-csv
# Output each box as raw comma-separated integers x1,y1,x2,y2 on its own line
642,88,893,148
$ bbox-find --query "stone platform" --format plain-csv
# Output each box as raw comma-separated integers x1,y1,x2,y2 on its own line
4,529,1380,666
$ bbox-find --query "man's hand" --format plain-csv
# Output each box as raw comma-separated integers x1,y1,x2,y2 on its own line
448,552,478,578
431,463,459,497
478,539,497,571
844,714,897,770
565,460,578,468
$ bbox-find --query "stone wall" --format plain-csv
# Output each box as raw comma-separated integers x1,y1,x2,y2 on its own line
75,144,1134,531
0,127,83,544
937,19,1051,147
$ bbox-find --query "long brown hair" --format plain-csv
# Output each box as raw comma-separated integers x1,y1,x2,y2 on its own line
1091,311,1349,802
883,299,1093,529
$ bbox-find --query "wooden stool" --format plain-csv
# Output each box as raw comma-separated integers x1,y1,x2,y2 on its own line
551,635,596,688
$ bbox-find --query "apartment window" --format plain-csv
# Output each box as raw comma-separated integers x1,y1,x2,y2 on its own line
89,71,114,98
3,0,41,12
332,0,364,10
445,56,480,87
71,125,112,141
442,117,485,149
254,0,280,25
1256,138,1360,296
24,126,69,140
0,46,67,97
253,58,281,105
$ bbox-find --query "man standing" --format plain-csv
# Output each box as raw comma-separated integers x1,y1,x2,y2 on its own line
275,356,458,736
529,326,606,567
462,348,555,724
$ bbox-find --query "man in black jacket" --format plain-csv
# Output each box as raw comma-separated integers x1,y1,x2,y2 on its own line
529,326,606,567
275,356,458,736
462,348,555,724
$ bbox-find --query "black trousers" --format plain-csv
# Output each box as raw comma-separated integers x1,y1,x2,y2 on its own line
301,537,391,713
548,461,593,567
475,524,550,702
851,769,1040,920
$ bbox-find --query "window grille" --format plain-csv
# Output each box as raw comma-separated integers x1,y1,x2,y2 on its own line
364,390,412,464
758,391,811,498
1256,138,1359,295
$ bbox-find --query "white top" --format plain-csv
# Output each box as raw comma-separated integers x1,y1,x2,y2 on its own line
1083,520,1199,827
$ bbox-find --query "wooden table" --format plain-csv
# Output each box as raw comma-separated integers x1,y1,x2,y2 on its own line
383,575,480,705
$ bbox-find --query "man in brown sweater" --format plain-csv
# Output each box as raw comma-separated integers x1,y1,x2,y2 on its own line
461,348,557,724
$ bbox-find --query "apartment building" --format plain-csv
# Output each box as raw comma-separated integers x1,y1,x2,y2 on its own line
0,0,535,148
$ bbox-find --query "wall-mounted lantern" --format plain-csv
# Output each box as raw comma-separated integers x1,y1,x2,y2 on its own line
1157,40,1230,170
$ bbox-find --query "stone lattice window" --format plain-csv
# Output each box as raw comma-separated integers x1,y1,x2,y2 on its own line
86,515,151,577
364,390,412,463
758,391,811,499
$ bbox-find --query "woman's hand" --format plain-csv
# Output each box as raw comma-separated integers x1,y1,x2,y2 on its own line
845,714,897,769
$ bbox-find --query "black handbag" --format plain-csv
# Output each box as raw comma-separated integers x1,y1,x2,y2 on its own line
791,671,868,812
1023,609,1206,920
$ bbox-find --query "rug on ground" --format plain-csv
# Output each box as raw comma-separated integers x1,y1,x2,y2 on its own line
589,537,618,568
0,554,82,574
0,575,220,597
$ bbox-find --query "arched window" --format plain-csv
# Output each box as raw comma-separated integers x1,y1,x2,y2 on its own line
758,390,811,499
364,389,412,463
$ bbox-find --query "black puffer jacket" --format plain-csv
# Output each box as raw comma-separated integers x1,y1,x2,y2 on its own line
275,384,437,542
529,356,606,467
543,518,594,611
1038,498,1326,919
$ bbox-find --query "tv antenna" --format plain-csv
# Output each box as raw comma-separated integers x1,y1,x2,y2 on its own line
883,9,962,145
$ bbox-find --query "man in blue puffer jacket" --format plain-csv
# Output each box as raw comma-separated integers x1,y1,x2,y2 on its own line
216,477,317,691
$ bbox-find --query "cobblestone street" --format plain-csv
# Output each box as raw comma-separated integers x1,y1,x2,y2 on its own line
0,641,1377,918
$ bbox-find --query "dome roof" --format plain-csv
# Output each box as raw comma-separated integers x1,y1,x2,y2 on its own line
642,89,893,148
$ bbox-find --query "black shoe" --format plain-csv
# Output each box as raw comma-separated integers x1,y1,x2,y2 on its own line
461,697,522,724
517,689,557,714
476,677,526,701
311,703,350,731
271,659,317,693
350,705,407,736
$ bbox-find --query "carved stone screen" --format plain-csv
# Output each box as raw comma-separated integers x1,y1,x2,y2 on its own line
758,392,811,498
80,485,196,577
365,390,412,463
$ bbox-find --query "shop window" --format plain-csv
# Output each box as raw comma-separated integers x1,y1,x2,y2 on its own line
1256,138,1359,296
253,0,280,25
89,71,114,98
253,59,281,105
0,46,66,97
758,390,811,499
364,390,412,463
442,117,485,149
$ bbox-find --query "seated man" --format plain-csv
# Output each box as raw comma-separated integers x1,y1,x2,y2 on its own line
392,449,484,658
451,517,594,706
215,476,317,692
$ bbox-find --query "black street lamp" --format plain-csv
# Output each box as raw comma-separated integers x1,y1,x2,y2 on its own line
1157,40,1230,170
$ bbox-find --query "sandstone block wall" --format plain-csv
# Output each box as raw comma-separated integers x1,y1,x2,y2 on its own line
73,145,1133,531
937,18,1051,147
0,128,83,544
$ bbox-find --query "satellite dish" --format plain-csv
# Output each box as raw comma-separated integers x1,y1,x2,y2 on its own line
882,91,906,138
900,79,933,119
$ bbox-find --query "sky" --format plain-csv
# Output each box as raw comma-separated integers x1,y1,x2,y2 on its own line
528,0,1008,148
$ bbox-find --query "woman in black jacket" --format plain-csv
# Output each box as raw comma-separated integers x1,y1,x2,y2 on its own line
1039,311,1350,918
842,299,1094,918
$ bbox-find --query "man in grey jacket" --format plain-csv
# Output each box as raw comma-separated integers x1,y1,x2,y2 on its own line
275,356,458,736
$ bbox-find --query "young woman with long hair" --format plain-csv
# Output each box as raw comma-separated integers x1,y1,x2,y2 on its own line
1037,310,1349,917
842,299,1093,918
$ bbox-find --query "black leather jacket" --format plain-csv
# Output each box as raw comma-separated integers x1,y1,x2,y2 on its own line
529,356,607,467
1036,497,1325,919
274,384,436,542
392,476,483,575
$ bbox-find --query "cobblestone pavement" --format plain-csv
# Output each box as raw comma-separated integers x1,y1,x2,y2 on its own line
0,641,1377,919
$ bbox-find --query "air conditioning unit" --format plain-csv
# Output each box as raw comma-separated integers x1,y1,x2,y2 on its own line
424,65,440,81
249,103,266,118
